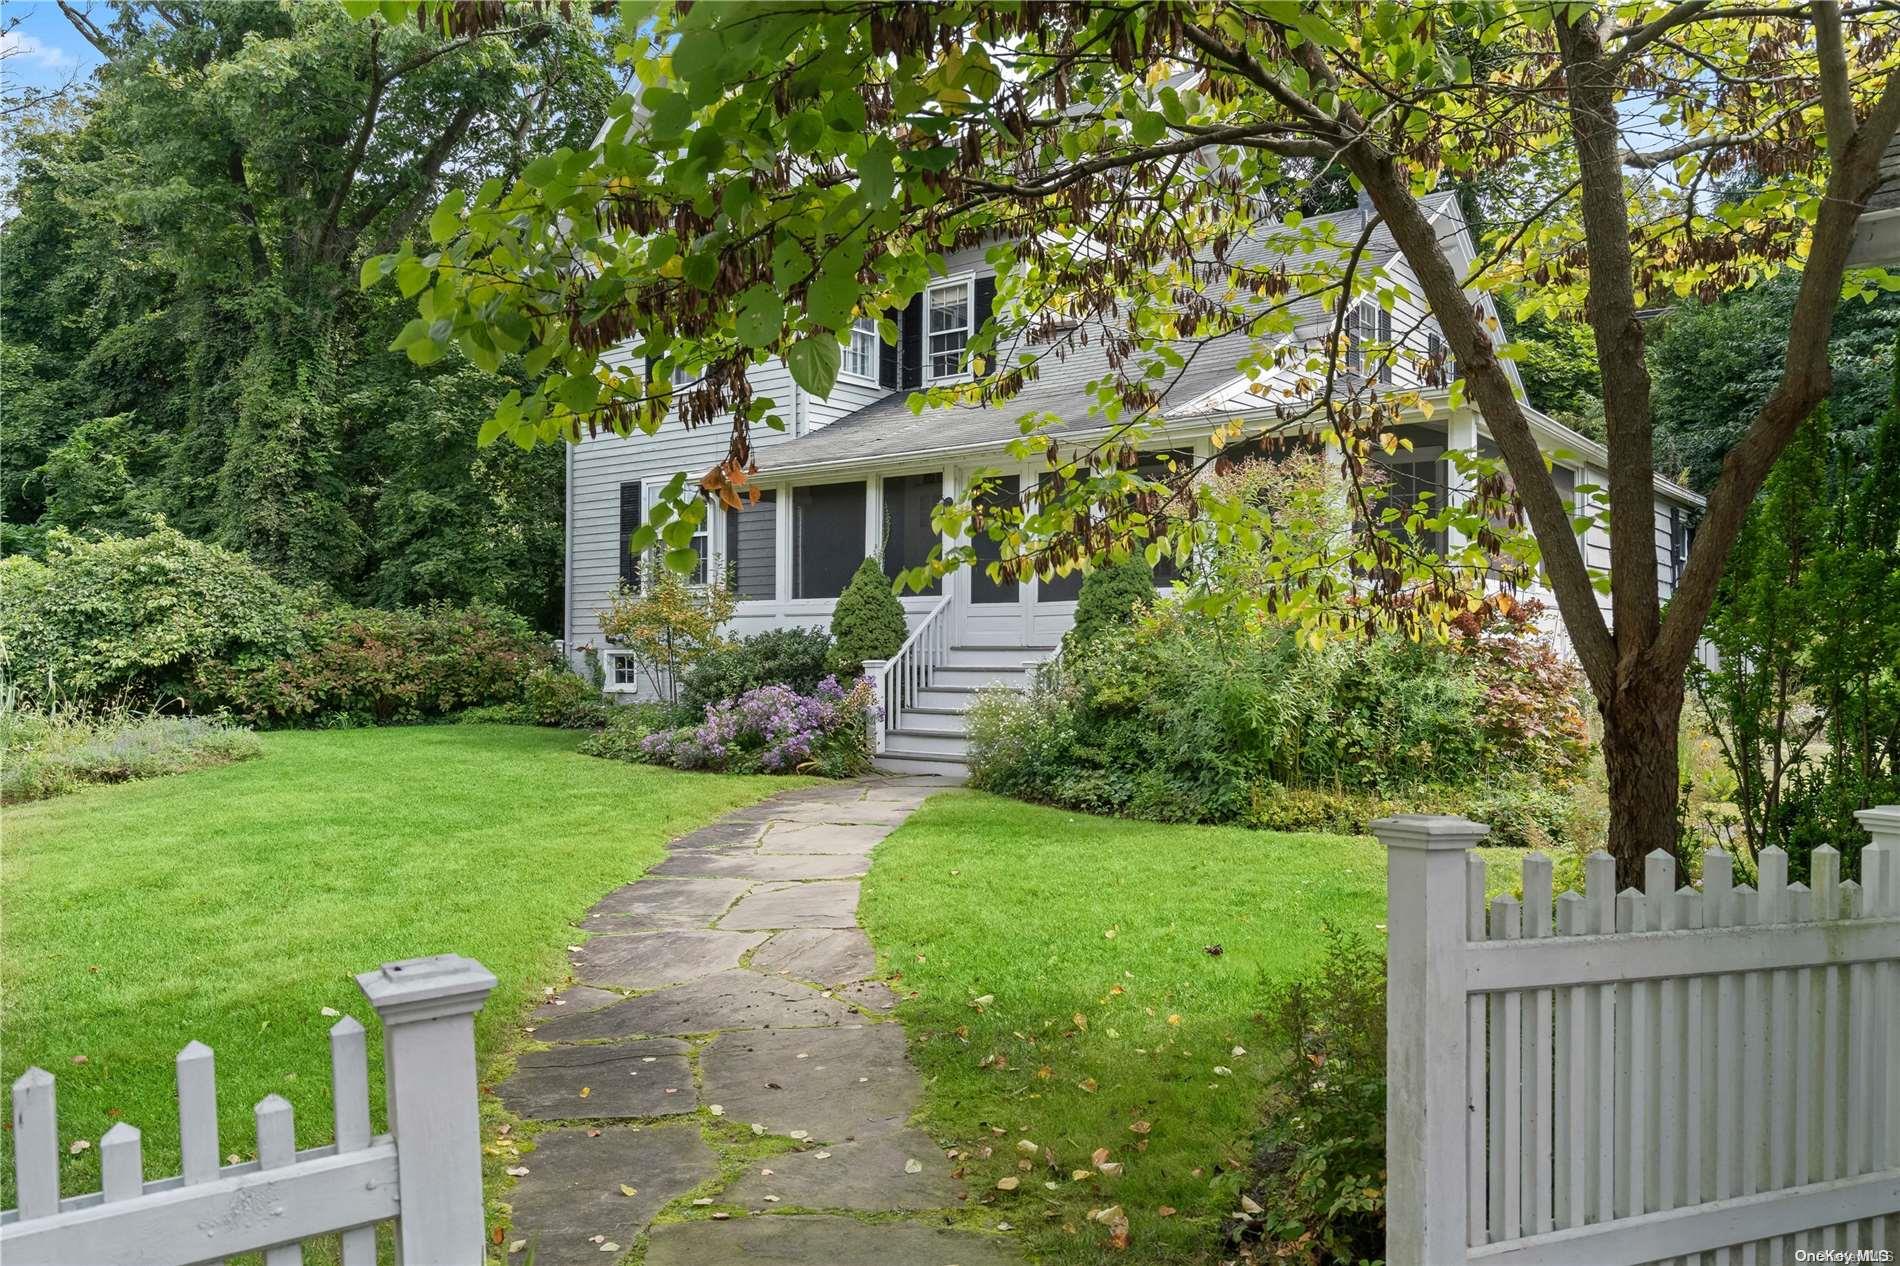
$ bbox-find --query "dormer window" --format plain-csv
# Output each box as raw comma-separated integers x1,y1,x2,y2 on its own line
926,279,973,381
843,315,880,382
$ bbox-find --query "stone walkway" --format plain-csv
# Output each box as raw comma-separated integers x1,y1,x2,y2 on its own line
496,778,1023,1266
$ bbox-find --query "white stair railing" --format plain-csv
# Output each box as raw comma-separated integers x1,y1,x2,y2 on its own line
862,592,954,754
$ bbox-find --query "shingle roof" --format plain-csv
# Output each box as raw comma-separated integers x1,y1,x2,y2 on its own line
767,195,1462,470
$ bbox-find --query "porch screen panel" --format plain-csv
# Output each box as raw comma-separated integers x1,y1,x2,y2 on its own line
794,481,867,599
727,490,777,600
882,473,942,595
971,473,1020,604
1035,472,1083,601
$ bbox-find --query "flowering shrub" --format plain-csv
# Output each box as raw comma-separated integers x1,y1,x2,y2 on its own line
638,676,872,777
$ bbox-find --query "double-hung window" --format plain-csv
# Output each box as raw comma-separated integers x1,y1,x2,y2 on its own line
843,315,880,382
926,279,973,381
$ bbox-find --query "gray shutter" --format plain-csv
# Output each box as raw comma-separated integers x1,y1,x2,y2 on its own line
972,276,996,376
879,315,898,389
1344,305,1361,372
900,293,923,389
619,482,643,590
1377,307,1394,383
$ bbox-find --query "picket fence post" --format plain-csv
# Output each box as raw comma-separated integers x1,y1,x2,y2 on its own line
1373,814,1491,1266
357,954,497,1266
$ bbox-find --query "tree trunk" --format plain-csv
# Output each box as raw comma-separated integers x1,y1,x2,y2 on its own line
1600,674,1686,889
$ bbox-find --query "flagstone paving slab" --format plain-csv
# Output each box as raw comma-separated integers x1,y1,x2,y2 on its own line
643,1214,1023,1266
718,880,861,930
532,971,860,1042
502,1122,717,1266
584,876,751,928
529,985,623,1025
647,849,870,881
835,979,900,1013
746,927,877,985
570,929,768,989
699,1024,917,1142
723,1129,966,1211
495,1039,694,1121
757,821,892,855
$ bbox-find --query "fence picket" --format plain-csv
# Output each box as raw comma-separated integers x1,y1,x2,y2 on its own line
1585,851,1616,1226
1644,850,1676,1230
1615,888,1647,1220
1815,847,1843,1258
10,1067,59,1220
330,1018,376,1266
1521,853,1554,1236
1490,893,1522,1241
1675,885,1704,1246
175,1040,225,1266
1734,885,1762,1266
1700,848,1733,1262
256,1094,305,1266
1862,838,1897,1254
1553,891,1587,1230
1467,852,1489,1246
99,1123,143,1203
1756,847,1791,1266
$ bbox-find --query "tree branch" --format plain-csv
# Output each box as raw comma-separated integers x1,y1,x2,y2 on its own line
1555,10,1661,685
54,0,112,57
1812,0,1857,159
318,24,384,264
1607,0,1714,68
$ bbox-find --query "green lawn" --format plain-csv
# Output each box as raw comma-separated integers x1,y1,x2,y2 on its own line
0,724,801,1203
859,790,1526,1266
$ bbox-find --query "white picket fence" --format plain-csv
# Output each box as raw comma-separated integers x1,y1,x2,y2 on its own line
2,954,496,1266
1377,807,1900,1266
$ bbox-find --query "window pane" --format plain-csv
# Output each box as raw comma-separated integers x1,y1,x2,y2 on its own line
971,474,1020,604
882,473,942,595
794,481,867,599
927,285,969,379
844,317,878,380
727,490,777,600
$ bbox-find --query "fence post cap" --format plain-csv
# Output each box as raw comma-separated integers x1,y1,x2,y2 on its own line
357,954,497,1025
1370,814,1490,851
1854,805,1900,838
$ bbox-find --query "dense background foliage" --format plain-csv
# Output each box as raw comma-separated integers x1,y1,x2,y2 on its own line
0,2,612,629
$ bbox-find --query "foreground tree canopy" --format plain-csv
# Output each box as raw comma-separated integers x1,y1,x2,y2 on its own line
364,0,1899,880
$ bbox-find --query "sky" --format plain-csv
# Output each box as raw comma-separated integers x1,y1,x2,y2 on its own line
1,0,105,96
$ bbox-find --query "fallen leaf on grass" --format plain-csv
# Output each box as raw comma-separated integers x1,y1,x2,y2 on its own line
1129,1121,1151,1135
995,1176,1020,1191
1016,1139,1040,1156
1240,1194,1264,1215
1076,1077,1098,1093
1091,1147,1112,1168
1157,1206,1177,1217
68,1139,90,1154
505,1166,530,1177
619,1184,638,1197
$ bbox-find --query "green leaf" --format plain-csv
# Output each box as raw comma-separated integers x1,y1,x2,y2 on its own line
359,254,392,291
736,284,785,349
786,336,841,397
664,546,701,575
428,188,466,245
672,30,723,84
645,88,692,142
859,140,895,209
629,524,659,554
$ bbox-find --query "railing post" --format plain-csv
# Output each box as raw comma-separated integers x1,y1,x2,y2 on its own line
860,659,888,754
1373,814,1490,1266
357,954,497,1265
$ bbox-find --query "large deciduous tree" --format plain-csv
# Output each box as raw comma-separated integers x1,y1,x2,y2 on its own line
374,1,1900,883
2,1,612,625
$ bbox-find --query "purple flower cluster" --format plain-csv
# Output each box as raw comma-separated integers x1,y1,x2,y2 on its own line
640,675,873,775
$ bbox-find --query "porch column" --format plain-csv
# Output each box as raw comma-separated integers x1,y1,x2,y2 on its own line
775,484,794,602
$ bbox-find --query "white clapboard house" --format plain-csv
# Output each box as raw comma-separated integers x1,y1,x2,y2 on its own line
565,194,1705,774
